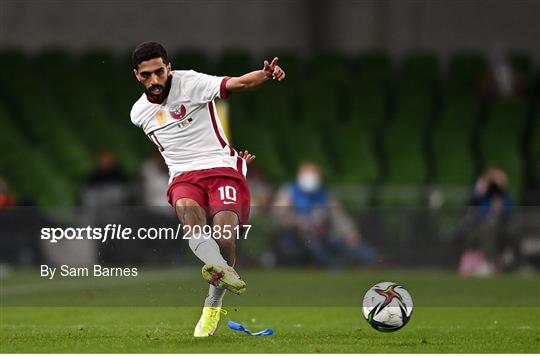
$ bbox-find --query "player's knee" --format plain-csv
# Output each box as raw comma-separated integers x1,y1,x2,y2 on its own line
213,210,239,247
213,210,239,229
176,197,200,208
175,198,206,226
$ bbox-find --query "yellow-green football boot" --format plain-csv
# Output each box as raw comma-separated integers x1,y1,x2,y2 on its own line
193,306,227,337
201,264,247,295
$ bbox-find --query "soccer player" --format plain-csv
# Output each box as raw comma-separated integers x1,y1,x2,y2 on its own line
130,42,285,337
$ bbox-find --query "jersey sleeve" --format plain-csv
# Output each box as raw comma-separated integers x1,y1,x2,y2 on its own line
130,100,143,128
130,94,151,130
182,70,230,103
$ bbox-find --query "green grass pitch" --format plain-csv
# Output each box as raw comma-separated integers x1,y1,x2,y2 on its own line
1,268,539,353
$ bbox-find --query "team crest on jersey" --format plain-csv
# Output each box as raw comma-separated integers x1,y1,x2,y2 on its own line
169,104,187,120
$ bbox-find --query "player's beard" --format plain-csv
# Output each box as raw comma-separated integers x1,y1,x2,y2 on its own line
145,75,172,103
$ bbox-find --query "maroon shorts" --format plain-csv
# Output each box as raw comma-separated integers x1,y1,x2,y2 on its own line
167,167,251,225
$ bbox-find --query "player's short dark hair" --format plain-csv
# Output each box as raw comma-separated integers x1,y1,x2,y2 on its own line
132,41,169,70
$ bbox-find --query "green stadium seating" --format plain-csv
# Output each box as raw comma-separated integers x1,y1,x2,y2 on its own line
171,50,209,74
0,103,75,204
253,86,296,172
354,51,392,85
531,110,540,186
432,97,478,185
80,49,120,112
228,86,290,182
0,48,536,206
332,121,379,184
81,50,153,162
347,52,390,132
310,52,350,86
401,52,439,89
37,51,140,176
290,79,337,178
0,52,92,192
510,52,533,80
447,53,486,97
380,59,435,205
348,84,386,132
216,51,253,76
480,98,527,198
509,52,534,96
431,97,478,205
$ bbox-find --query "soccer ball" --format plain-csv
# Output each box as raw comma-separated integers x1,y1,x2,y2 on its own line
362,282,413,332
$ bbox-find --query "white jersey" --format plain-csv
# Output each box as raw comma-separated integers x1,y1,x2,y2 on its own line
130,70,246,183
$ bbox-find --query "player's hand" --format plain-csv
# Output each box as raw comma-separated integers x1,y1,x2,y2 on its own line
239,150,256,165
263,57,286,81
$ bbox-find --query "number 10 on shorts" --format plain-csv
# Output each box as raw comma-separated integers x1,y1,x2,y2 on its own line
218,185,237,203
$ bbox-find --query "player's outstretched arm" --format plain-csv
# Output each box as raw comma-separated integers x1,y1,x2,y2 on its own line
226,57,285,92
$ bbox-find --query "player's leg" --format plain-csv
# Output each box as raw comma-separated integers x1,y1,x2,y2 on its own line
212,210,239,266
169,186,231,337
175,197,229,268
201,172,250,296
186,208,244,337
194,210,240,338
197,207,246,295
199,210,245,299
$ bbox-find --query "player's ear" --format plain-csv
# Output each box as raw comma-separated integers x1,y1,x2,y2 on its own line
133,68,141,81
166,62,172,74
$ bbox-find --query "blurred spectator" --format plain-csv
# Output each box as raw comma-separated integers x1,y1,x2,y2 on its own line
247,166,273,215
457,167,513,276
140,151,169,206
272,161,374,267
482,47,525,99
80,150,131,206
0,177,16,207
137,151,181,263
0,178,49,266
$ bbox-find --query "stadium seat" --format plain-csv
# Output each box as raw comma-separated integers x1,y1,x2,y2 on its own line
3,48,538,208
37,50,140,176
379,61,434,205
171,50,209,73
309,52,350,86
216,51,253,76
400,51,439,89
432,97,477,184
81,50,153,163
354,51,392,84
531,110,540,186
446,53,486,97
348,84,387,132
509,52,533,95
480,98,527,198
291,79,338,177
383,120,427,183
0,103,75,204
431,97,478,205
347,52,390,132
0,52,93,189
227,84,292,182
379,120,426,206
332,121,379,184
80,49,118,109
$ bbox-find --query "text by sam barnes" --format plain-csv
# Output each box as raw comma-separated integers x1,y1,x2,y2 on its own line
41,265,138,279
